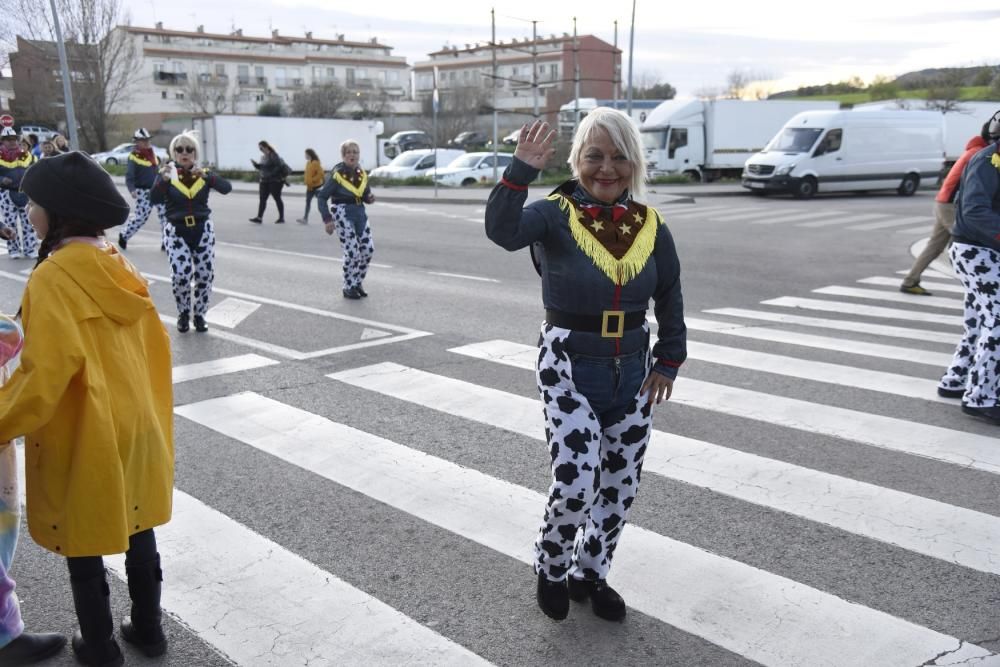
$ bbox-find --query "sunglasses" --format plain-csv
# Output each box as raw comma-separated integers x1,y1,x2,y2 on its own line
174,146,195,154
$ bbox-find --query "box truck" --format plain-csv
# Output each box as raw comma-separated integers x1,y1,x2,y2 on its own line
558,98,666,139
741,110,944,198
191,115,385,172
639,99,840,181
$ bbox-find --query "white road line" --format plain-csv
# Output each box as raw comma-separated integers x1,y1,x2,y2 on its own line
813,286,962,310
859,276,964,294
397,347,1000,577
172,354,279,383
179,390,996,666
762,297,964,327
684,316,953,367
798,213,890,228
443,342,999,473
846,216,933,231
702,307,961,344
204,297,261,329
159,313,307,359
896,268,955,281
706,209,791,222
427,271,501,283
149,232,396,269
104,492,491,667
895,225,942,235
748,210,844,225
661,205,735,218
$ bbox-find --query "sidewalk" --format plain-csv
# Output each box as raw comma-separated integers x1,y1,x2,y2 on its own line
110,175,747,206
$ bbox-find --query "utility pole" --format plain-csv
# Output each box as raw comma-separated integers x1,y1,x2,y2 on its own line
531,20,539,119
613,20,619,106
626,0,636,117
491,8,498,183
49,0,80,150
573,17,580,136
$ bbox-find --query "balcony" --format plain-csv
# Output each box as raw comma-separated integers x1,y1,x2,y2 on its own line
197,73,229,87
274,78,304,89
153,71,188,85
237,76,268,88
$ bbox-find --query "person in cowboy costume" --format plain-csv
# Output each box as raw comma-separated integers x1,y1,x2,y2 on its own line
0,127,38,259
118,128,168,252
317,139,376,299
486,110,686,623
940,109,1000,425
150,130,231,333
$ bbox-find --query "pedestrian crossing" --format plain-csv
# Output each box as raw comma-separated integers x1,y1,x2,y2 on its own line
16,269,1000,666
664,203,936,235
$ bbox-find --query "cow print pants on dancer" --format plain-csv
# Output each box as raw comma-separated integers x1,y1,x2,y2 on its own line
0,190,38,258
164,219,215,317
534,323,653,583
941,242,1000,407
120,188,167,244
332,204,374,292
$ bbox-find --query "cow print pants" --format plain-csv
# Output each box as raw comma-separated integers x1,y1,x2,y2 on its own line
0,190,38,257
120,188,167,243
332,204,374,291
533,323,653,583
940,242,1000,407
164,219,215,317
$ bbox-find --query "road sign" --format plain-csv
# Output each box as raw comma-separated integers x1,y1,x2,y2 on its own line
0,116,13,128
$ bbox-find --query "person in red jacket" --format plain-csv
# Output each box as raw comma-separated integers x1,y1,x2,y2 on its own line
899,122,992,295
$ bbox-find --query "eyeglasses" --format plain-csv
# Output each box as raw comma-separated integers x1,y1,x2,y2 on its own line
174,146,195,154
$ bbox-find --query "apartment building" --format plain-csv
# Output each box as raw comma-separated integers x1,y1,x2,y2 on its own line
412,34,620,121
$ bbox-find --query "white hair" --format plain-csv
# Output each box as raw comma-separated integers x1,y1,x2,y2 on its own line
568,107,647,201
168,130,200,164
340,139,360,155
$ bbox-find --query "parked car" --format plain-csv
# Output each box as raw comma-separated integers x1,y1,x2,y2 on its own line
384,131,432,158
17,125,55,138
433,152,514,187
369,149,466,180
448,131,489,149
91,143,169,166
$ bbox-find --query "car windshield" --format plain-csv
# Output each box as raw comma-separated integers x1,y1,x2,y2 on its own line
447,154,482,169
765,128,823,153
389,153,425,167
112,144,133,153
641,130,665,151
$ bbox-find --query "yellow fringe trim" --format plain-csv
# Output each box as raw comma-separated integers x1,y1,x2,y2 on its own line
334,169,368,199
547,194,660,286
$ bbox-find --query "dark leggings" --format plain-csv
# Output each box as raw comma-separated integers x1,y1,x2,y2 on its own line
257,181,285,219
66,529,158,579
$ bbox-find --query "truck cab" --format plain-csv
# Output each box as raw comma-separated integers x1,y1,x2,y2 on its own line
641,99,705,180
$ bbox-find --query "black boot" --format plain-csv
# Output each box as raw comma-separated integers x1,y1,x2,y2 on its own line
176,311,190,333
342,287,362,300
69,573,124,667
121,556,167,657
0,631,66,665
116,234,127,250
587,580,627,622
357,285,368,298
536,572,569,621
193,315,208,333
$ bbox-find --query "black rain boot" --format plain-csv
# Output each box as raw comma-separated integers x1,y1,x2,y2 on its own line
0,631,67,664
587,580,627,622
536,572,569,621
176,311,190,333
117,234,127,250
121,555,167,657
69,573,124,667
342,287,362,300
193,315,208,333
357,284,368,298
567,575,594,602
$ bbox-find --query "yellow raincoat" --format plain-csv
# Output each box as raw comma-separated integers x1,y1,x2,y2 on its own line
0,242,173,557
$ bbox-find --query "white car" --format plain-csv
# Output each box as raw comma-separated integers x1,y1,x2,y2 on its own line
91,143,169,166
433,152,514,187
369,149,466,180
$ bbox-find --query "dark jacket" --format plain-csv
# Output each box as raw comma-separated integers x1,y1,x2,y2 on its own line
952,142,1000,252
125,150,159,191
486,156,686,379
253,151,287,184
150,168,232,224
317,162,374,226
0,150,36,207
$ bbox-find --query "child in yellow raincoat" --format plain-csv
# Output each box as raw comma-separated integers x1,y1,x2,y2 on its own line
0,152,174,667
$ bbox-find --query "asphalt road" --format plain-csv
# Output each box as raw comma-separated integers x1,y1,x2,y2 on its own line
2,185,998,667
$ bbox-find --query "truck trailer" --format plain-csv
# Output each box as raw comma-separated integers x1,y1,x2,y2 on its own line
191,115,386,172
640,99,840,181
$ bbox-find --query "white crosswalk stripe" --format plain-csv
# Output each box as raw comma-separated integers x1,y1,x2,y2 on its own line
846,216,933,231
797,212,891,228
748,210,845,225
762,296,964,326
859,276,965,294
813,285,962,310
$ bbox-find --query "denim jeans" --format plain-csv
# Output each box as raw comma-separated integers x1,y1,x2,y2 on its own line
569,346,648,427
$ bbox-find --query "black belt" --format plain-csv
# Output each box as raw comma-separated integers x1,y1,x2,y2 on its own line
169,215,206,228
545,309,646,339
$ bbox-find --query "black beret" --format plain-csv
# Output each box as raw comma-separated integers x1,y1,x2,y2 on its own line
20,151,130,229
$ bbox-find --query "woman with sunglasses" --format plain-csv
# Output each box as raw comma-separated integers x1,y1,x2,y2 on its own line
150,131,232,333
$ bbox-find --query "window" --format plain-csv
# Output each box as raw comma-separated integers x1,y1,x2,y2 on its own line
667,128,688,159
172,62,185,73
198,62,209,74
161,90,167,99
379,70,387,83
312,66,322,80
238,64,249,76
814,129,842,156
389,70,398,83
175,92,184,100
215,63,226,75
326,67,335,78
254,65,264,77
153,62,166,74
346,68,355,85
357,68,367,80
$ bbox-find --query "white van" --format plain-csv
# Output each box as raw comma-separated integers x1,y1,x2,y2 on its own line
741,110,945,198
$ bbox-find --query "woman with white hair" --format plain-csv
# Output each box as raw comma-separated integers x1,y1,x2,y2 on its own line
485,110,686,623
150,131,232,333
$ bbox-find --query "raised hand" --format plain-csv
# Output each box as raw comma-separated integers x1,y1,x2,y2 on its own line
513,121,556,170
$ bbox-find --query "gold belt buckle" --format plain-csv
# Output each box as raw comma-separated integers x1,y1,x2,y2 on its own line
601,310,625,338
183,215,197,227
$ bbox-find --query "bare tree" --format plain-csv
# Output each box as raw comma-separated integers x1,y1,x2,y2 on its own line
413,86,489,144
183,74,233,115
291,83,350,118
351,85,390,120
2,0,139,150
725,69,752,99
924,70,965,114
725,68,773,100
632,70,676,100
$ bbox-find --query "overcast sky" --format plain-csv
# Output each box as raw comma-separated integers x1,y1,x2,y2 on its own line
129,1,999,98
